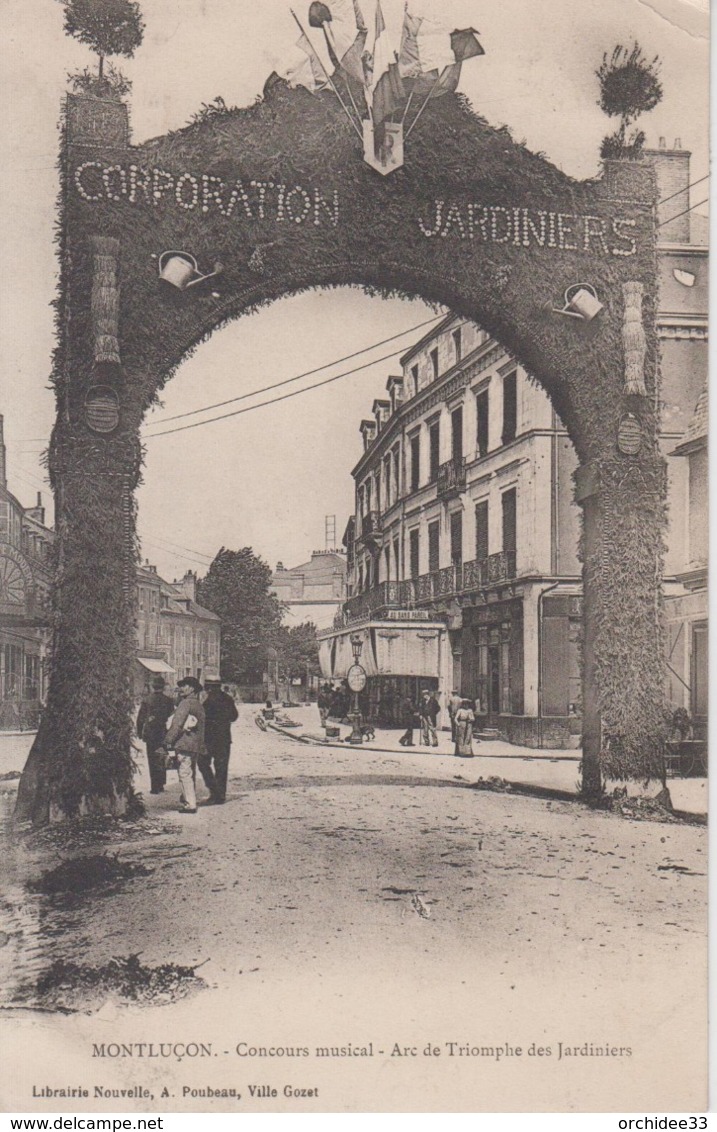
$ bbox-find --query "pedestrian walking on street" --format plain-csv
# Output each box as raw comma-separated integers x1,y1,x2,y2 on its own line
199,679,238,804
454,698,476,758
136,676,174,794
398,694,417,746
419,689,440,747
447,689,462,742
160,677,206,813
318,683,332,727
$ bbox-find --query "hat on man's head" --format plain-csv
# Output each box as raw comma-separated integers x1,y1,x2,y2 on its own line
177,676,202,694
151,676,166,689
204,678,222,687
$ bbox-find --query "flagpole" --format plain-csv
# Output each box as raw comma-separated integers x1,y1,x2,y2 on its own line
404,67,449,139
323,22,364,125
291,9,363,140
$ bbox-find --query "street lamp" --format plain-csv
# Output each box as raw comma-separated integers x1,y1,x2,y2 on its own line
346,633,367,744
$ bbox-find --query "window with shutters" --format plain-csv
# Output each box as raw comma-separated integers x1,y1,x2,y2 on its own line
393,538,400,580
453,327,462,362
502,488,517,555
475,500,489,561
409,528,420,578
502,371,517,444
410,364,418,394
393,447,400,498
430,347,439,380
428,520,440,573
476,389,489,457
451,405,463,462
410,432,421,492
450,511,463,565
428,419,440,481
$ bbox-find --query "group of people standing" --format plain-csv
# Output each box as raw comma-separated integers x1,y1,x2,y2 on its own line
136,675,238,813
398,689,478,758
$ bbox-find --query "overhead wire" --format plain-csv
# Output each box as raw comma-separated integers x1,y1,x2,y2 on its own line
144,319,472,440
142,312,446,429
657,198,709,229
656,173,709,208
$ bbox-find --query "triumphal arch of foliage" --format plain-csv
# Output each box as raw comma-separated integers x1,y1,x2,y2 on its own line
16,77,667,824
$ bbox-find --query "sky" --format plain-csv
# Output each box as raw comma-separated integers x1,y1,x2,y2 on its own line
0,0,709,581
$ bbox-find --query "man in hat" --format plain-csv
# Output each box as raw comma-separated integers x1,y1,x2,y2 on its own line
136,675,174,794
419,688,440,747
162,676,206,813
198,679,239,804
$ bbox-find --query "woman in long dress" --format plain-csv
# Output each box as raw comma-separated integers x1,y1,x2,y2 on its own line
454,699,476,758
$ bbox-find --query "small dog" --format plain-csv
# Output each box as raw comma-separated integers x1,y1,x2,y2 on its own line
361,724,375,742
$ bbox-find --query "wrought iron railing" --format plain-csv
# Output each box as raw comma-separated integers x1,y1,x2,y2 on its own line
436,456,467,497
359,510,382,539
338,551,517,624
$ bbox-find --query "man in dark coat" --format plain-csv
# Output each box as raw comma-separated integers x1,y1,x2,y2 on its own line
398,694,417,747
136,675,174,794
419,689,440,747
198,679,239,804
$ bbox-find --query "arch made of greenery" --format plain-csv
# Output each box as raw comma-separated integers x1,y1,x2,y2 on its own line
16,80,667,825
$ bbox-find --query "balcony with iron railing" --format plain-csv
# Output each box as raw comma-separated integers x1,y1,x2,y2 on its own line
357,510,383,545
337,551,517,626
436,456,467,499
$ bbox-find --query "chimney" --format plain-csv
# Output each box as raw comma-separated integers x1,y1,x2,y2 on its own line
0,416,5,490
643,141,692,242
276,561,285,572
180,569,196,601
26,491,45,526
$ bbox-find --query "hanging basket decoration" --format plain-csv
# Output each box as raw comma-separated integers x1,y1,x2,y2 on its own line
622,281,647,395
85,384,120,434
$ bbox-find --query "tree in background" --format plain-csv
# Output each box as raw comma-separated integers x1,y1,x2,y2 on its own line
274,622,321,684
59,0,144,92
197,548,283,685
596,43,662,160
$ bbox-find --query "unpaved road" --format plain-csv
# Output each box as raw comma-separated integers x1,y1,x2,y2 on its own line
1,716,708,1113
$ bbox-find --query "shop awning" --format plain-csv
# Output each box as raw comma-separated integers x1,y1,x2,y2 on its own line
136,657,175,674
319,622,444,679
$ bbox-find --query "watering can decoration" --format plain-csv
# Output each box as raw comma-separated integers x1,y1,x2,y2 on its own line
552,283,604,322
158,250,223,291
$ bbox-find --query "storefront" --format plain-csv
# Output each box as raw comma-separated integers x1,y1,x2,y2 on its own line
318,616,446,727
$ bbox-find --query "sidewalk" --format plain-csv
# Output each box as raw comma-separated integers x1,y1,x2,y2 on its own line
267,704,708,818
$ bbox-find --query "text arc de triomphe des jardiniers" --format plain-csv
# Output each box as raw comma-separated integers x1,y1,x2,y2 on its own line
15,82,668,823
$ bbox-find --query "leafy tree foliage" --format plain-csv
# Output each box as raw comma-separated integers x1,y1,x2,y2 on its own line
60,0,144,78
596,43,662,159
273,622,321,682
197,548,283,684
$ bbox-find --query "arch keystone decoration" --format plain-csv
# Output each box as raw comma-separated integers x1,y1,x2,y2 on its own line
16,79,668,825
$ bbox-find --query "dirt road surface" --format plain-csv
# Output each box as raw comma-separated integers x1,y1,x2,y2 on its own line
0,714,708,1112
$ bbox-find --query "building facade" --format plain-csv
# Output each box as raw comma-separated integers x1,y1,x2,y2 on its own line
270,549,347,630
664,386,708,739
0,418,53,729
134,565,221,699
319,142,707,747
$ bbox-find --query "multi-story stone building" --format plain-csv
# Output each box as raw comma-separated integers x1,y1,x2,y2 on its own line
319,141,707,747
0,417,53,729
133,565,221,699
270,549,347,630
664,385,708,738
